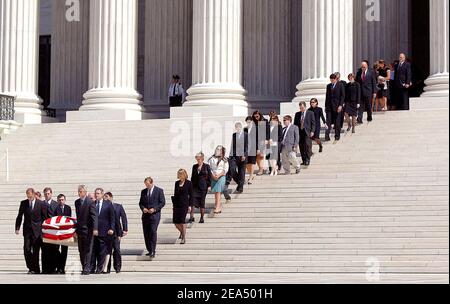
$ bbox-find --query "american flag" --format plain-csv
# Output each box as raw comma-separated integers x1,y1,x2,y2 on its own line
42,216,77,246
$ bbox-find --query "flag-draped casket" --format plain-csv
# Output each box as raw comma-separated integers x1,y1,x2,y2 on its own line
42,216,77,247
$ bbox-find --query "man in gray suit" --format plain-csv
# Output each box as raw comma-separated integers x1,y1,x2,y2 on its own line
294,102,316,166
281,116,301,175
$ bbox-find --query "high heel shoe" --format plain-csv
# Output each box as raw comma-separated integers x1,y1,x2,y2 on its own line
180,238,186,245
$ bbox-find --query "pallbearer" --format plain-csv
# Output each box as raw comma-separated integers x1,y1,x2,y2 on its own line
54,194,72,274
105,192,128,274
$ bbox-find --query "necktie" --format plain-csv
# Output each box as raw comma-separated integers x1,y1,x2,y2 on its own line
96,202,100,214
282,127,287,141
29,201,33,210
173,84,177,96
61,206,64,214
362,71,366,82
301,113,305,130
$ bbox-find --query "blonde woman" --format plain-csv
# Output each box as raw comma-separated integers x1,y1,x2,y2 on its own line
172,169,193,244
208,146,229,214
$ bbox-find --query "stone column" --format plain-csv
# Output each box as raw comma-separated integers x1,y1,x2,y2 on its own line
292,0,353,106
0,0,43,124
181,0,247,118
243,0,293,113
72,0,143,121
144,0,193,118
50,0,89,115
422,0,449,98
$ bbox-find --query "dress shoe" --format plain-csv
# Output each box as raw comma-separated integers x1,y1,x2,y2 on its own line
116,270,121,274
189,217,195,223
145,252,152,256
150,254,156,259
180,239,186,245
199,218,205,224
235,189,243,194
305,161,310,166
347,127,351,132
319,145,323,153
81,271,90,276
324,136,331,142
301,162,306,166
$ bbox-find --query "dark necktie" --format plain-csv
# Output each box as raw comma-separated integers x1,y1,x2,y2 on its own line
301,113,305,130
96,202,100,214
173,84,177,96
282,127,287,140
362,71,366,82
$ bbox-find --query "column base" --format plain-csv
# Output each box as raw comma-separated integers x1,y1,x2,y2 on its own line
81,88,144,112
66,109,142,122
421,73,449,98
11,94,44,124
171,104,248,118
292,78,328,108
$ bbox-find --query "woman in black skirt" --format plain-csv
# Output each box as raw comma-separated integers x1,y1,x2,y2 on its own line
308,98,326,153
345,73,361,134
172,169,193,244
189,152,212,224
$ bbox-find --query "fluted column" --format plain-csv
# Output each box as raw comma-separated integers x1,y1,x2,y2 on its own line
293,0,353,105
422,0,449,98
0,0,43,124
144,0,192,116
80,0,143,117
185,0,247,115
50,0,89,112
353,0,410,71
243,0,292,111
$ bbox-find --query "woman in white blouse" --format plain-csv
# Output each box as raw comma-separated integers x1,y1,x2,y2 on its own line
208,146,229,214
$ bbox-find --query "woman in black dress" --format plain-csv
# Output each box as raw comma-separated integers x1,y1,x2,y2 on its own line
172,169,193,244
308,98,326,153
376,60,390,111
189,152,211,224
345,73,361,134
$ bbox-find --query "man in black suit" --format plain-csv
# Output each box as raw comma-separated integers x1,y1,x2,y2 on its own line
41,187,59,274
105,192,128,274
91,188,115,274
226,122,248,194
15,188,48,274
335,72,347,131
139,177,166,259
294,101,316,166
54,194,72,274
394,53,412,111
356,60,378,124
325,74,345,141
74,185,98,275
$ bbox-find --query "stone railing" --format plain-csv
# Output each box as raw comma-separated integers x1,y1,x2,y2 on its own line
0,94,15,121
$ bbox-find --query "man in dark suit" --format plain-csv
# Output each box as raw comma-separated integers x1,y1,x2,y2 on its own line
41,187,59,274
335,72,347,131
325,74,345,141
91,188,115,274
139,177,166,259
356,60,378,124
294,101,316,166
15,188,48,274
74,185,98,275
226,122,248,194
105,192,128,274
394,53,412,111
54,194,72,274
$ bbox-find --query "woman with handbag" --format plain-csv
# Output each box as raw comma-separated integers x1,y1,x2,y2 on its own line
172,169,193,244
189,152,212,224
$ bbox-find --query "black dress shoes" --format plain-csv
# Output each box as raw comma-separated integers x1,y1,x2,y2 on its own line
199,218,205,224
319,145,323,153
